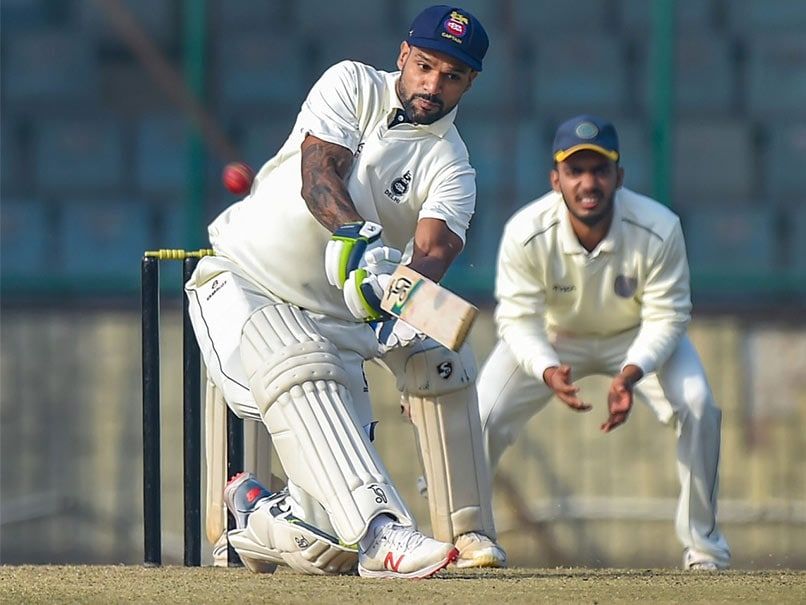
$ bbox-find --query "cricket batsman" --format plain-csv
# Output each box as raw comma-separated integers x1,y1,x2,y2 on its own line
185,5,505,578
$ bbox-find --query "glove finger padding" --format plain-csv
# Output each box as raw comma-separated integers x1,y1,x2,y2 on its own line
375,318,423,354
362,246,402,276
325,221,383,289
343,270,391,322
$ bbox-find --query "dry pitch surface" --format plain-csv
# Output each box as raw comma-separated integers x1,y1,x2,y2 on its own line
1,566,805,604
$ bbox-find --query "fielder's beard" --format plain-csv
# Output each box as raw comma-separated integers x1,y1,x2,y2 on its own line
561,189,615,227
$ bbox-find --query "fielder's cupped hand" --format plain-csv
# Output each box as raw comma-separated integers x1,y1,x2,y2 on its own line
543,364,592,412
601,374,634,433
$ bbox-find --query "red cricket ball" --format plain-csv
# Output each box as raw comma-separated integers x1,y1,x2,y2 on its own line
222,162,254,195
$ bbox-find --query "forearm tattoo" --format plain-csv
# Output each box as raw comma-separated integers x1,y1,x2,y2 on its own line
300,137,361,232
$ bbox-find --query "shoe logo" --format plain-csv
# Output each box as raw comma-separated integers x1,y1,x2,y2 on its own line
368,484,387,504
246,487,263,503
384,551,404,572
294,535,311,549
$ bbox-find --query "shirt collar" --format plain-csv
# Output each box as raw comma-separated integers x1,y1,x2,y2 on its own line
385,71,456,138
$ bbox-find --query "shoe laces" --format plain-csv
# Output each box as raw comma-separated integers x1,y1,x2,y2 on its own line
382,524,428,552
458,531,486,545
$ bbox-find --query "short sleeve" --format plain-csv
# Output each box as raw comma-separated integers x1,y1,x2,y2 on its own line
418,163,476,244
296,61,362,153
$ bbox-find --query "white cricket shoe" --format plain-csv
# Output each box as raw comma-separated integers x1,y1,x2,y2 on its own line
453,532,507,569
358,523,458,579
683,548,722,571
224,472,357,575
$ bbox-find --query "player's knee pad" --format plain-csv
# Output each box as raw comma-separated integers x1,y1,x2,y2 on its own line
240,304,413,545
400,342,496,542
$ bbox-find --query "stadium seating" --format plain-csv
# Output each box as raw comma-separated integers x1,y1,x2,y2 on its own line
58,199,152,283
457,40,511,112
455,119,511,195
308,30,400,78
510,0,611,33
746,35,806,118
760,121,806,202
215,33,308,108
618,0,716,32
295,0,394,34
3,30,98,104
682,205,778,275
673,119,754,202
136,115,187,195
34,118,124,192
1,0,804,303
0,199,50,279
78,0,176,48
211,0,293,33
673,35,737,116
612,118,653,196
238,118,295,170
532,35,627,116
404,0,502,32
791,206,806,275
725,0,806,33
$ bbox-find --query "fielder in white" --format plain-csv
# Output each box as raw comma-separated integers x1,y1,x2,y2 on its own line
478,115,731,570
185,5,504,579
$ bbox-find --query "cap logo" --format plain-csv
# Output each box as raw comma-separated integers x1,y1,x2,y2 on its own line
575,122,599,139
442,11,468,43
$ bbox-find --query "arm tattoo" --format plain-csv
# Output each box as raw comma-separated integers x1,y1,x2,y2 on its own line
300,136,362,232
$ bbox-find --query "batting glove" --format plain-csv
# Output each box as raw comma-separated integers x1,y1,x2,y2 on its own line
325,221,384,289
343,269,391,322
373,318,423,355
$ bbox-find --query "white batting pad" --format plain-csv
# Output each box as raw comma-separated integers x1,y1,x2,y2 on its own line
241,304,413,544
403,344,496,541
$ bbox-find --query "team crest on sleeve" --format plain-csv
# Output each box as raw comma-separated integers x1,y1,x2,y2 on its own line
384,170,412,203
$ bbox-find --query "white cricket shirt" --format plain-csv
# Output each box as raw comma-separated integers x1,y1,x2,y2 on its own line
495,187,692,380
207,60,476,321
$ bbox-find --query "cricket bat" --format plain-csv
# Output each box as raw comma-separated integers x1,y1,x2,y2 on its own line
380,264,478,351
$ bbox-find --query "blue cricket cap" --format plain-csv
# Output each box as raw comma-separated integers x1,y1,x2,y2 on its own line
552,114,620,162
407,5,489,71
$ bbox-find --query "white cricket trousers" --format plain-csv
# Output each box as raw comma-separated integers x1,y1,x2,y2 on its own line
478,329,731,566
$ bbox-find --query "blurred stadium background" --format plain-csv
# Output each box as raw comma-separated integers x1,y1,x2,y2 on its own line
1,0,804,568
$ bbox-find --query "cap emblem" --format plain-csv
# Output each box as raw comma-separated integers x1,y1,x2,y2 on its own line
575,122,599,139
442,11,468,43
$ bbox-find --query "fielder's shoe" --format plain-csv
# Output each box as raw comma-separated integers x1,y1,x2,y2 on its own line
358,523,458,579
683,548,722,571
454,532,507,569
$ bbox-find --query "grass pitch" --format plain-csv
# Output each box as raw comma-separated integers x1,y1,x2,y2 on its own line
1,566,805,604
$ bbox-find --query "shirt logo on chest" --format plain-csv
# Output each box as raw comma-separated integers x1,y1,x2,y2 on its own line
384,170,412,203
614,275,638,298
